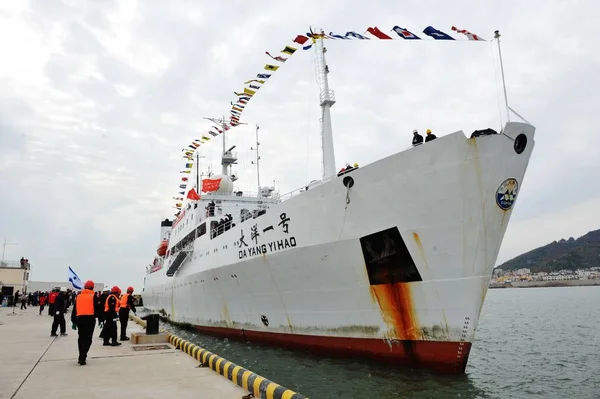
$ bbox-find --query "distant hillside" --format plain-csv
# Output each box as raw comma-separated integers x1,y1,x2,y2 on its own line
497,229,600,273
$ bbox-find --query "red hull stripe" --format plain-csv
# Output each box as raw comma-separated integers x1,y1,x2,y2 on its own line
193,324,472,374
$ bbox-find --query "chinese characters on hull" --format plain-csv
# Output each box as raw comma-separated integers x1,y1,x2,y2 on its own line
234,212,297,259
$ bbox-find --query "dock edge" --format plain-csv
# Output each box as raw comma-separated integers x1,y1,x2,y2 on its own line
129,314,308,399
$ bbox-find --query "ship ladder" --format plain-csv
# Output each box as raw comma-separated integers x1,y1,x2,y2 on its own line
166,250,191,277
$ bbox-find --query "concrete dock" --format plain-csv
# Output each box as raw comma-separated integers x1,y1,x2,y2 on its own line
0,306,248,399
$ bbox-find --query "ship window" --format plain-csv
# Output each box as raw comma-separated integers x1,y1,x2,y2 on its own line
197,222,206,238
210,221,218,239
359,227,422,285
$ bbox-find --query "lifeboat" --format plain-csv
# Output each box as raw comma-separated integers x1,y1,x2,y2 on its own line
157,240,168,256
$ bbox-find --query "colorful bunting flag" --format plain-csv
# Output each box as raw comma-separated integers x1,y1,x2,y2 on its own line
293,35,309,45
208,131,218,137
181,177,188,182
392,26,420,39
265,52,288,62
264,64,279,71
185,163,193,168
328,31,348,40
180,170,191,174
423,26,455,40
345,31,370,40
187,188,201,200
244,88,256,96
257,73,271,79
451,26,484,41
281,46,297,55
367,27,392,39
201,135,210,141
245,79,266,84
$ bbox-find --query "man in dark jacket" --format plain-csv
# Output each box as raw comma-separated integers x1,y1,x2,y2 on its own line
103,286,122,346
425,128,437,142
412,129,423,146
51,287,68,336
98,288,109,337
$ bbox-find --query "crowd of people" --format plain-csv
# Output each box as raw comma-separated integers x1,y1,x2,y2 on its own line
7,288,77,313
10,282,137,366
71,282,137,365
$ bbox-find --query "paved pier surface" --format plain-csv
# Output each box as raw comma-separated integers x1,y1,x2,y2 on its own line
0,306,247,399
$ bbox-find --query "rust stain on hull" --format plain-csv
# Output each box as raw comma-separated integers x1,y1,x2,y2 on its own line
371,283,420,341
412,232,429,271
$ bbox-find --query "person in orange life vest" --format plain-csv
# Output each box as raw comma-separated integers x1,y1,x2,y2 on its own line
119,286,137,341
103,286,122,346
71,280,97,365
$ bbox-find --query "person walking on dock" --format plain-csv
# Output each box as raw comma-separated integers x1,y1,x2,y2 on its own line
51,287,68,337
103,286,122,346
119,286,137,341
39,293,47,315
71,280,97,365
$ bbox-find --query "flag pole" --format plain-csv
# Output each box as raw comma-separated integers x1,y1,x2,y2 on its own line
494,30,510,122
196,152,199,194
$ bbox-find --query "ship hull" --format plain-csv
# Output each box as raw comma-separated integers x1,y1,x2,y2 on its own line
143,122,535,373
193,324,471,373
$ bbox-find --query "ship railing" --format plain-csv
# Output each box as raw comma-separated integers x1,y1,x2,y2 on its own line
278,173,341,201
0,260,30,269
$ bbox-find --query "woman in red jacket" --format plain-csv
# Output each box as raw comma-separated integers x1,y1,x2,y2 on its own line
39,294,47,315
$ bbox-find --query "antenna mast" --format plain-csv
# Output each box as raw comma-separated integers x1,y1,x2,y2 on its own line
494,30,510,122
314,31,337,179
203,116,244,177
250,125,262,198
195,152,206,192
1,237,18,264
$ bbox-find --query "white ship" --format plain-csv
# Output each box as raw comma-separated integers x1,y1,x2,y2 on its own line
142,34,535,373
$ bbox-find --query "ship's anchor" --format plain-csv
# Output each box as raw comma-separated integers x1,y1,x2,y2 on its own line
342,176,354,208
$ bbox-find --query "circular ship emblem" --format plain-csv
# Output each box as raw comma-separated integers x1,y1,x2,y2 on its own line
496,178,519,210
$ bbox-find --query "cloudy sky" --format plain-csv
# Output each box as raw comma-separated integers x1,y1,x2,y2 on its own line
1,1,599,290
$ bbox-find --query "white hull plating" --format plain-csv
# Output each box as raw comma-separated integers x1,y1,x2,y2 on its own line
143,122,535,372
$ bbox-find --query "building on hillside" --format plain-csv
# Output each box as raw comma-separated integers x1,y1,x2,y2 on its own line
541,274,579,281
516,268,531,275
27,281,105,293
493,268,503,276
0,260,30,297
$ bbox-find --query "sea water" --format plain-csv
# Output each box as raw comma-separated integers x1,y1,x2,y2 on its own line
158,286,600,399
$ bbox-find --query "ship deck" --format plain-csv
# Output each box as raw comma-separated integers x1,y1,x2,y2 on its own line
0,306,247,399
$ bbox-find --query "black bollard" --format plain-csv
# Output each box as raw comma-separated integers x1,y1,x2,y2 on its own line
141,314,159,335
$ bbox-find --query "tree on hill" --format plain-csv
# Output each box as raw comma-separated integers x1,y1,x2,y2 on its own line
497,229,600,273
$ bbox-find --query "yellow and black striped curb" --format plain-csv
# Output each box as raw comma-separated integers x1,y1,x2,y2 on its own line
129,314,307,399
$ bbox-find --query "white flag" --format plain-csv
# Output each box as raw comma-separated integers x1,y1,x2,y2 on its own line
68,266,83,290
